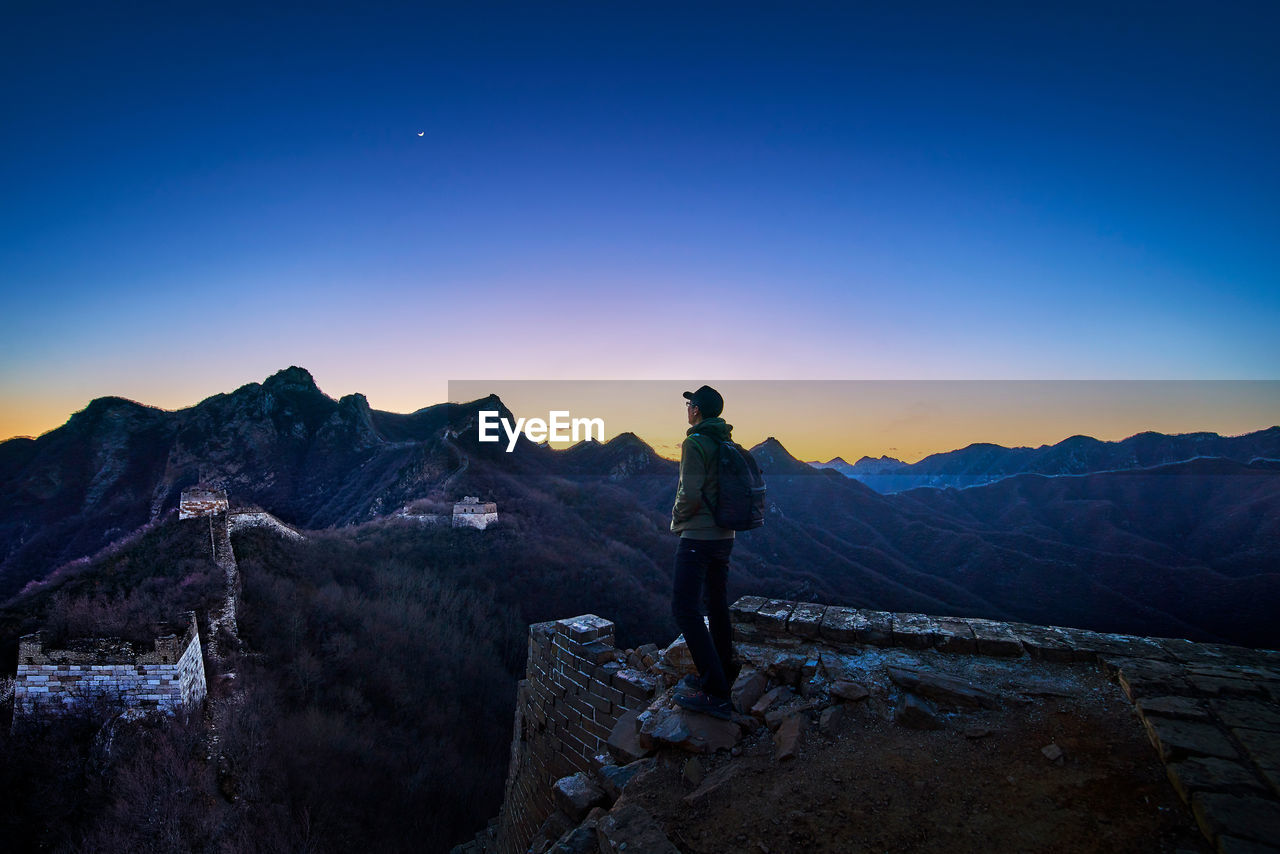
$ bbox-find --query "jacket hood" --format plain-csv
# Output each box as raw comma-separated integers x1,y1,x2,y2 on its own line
687,416,732,442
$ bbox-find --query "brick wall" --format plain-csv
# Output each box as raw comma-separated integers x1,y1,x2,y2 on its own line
491,615,657,854
13,612,207,719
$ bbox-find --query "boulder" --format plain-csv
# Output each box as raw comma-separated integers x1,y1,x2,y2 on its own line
554,772,608,822
638,705,741,754
597,804,680,854
606,709,649,764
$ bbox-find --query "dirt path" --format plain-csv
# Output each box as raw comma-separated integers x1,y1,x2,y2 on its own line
623,661,1211,853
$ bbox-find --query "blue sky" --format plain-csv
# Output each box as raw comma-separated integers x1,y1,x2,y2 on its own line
2,1,1277,444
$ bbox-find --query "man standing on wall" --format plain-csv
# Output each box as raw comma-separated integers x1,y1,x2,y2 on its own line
670,385,740,720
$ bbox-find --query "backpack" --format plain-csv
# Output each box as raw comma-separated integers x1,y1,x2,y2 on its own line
689,433,767,531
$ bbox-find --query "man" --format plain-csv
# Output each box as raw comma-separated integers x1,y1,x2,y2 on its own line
670,384,740,720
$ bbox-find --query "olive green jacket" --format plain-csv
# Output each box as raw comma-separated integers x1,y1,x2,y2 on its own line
670,417,735,540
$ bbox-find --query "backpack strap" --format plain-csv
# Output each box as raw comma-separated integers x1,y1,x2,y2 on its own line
685,432,719,509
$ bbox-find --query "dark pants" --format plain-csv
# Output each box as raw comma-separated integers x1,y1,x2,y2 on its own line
671,537,735,698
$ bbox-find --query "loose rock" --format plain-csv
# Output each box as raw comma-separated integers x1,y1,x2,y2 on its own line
553,772,607,822
831,680,870,702
731,670,769,714
896,693,942,730
1041,743,1064,764
775,714,805,761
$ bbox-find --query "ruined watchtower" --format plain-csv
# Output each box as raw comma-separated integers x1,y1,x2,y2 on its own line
453,496,498,529
13,612,207,720
179,486,228,519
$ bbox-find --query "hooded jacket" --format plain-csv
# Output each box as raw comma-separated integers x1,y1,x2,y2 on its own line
670,416,736,540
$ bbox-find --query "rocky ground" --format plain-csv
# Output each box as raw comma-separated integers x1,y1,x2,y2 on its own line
533,643,1215,854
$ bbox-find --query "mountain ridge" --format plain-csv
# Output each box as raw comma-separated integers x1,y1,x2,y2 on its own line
3,368,1278,647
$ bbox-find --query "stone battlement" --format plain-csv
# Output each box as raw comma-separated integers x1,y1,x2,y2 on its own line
13,612,207,719
468,598,1280,854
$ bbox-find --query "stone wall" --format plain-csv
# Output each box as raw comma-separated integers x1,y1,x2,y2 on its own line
490,615,658,854
227,510,303,540
453,511,499,530
477,598,1280,854
13,612,207,719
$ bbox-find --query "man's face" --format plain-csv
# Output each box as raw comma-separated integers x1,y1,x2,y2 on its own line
686,401,700,425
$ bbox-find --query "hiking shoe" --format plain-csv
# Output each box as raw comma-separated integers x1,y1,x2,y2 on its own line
677,661,743,698
677,673,705,695
673,689,732,720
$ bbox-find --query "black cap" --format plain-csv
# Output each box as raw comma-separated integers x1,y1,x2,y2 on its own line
683,385,724,418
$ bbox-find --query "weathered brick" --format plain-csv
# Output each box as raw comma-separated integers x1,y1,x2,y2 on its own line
582,692,612,715
755,600,796,635
579,640,618,666
854,610,894,646
787,602,827,639
933,618,978,654
819,607,861,644
591,680,625,707
556,615,614,643
1008,623,1079,662
964,618,1024,657
614,669,657,701
892,613,936,649
730,595,768,622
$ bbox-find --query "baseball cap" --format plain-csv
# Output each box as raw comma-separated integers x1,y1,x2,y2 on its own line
682,385,724,418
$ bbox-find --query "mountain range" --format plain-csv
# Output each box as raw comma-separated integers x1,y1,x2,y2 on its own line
810,427,1280,492
2,367,1278,647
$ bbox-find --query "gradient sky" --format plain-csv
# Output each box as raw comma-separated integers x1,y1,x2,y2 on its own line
2,2,1278,449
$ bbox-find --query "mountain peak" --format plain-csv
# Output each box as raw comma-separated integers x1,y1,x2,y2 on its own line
262,366,318,392
750,437,815,474
607,431,649,449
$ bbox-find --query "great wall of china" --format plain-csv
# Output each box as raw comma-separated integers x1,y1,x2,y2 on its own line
457,598,1280,854
9,488,303,723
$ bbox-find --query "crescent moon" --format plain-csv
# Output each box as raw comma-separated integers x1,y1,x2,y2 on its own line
417,132,425,137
